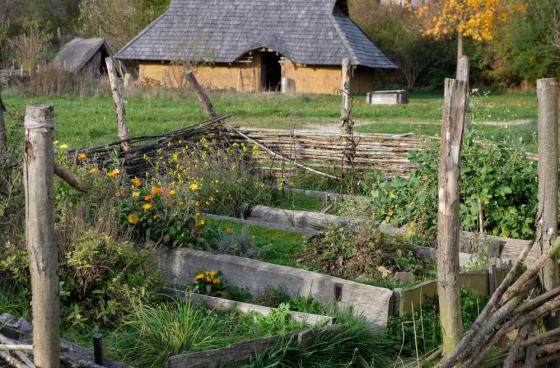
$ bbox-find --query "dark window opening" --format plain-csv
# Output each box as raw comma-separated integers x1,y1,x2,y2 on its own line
335,0,349,15
261,52,281,92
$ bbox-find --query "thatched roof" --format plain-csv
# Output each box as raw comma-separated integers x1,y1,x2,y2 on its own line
115,0,397,69
51,38,114,73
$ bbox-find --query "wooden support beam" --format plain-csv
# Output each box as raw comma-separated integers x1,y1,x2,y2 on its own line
185,71,218,119
23,104,60,368
437,78,468,356
537,77,560,330
105,57,129,151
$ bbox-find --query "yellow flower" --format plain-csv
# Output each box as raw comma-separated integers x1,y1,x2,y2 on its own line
132,178,142,187
152,187,163,195
225,226,233,233
172,152,179,162
169,189,177,196
59,144,69,150
188,183,200,191
213,278,221,285
195,273,204,280
107,169,120,178
128,213,139,224
78,152,87,160
132,192,140,198
89,167,100,175
115,191,125,197
198,220,206,226
143,203,153,211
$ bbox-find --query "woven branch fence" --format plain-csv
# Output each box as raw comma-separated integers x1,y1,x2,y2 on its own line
230,128,432,179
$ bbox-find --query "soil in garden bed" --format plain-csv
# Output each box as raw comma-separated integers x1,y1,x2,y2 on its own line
201,219,436,289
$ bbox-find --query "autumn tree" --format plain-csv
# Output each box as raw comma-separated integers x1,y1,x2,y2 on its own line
414,0,522,67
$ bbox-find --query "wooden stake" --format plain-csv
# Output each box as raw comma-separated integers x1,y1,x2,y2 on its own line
340,58,352,135
105,57,129,151
186,71,218,119
437,78,468,356
537,77,560,330
456,56,470,130
0,84,6,159
23,104,60,368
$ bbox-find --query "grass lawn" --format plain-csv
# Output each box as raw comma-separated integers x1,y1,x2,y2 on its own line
3,88,537,149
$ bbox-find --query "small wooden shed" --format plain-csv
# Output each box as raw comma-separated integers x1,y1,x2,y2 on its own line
51,38,117,77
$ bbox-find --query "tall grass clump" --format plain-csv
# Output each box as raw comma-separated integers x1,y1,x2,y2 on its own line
248,310,398,368
112,298,307,367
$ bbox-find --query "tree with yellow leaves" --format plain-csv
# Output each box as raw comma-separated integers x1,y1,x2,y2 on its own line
414,0,525,63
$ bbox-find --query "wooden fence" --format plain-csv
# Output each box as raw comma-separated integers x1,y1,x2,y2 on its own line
230,128,433,179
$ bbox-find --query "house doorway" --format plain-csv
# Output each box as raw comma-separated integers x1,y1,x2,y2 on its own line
260,52,281,91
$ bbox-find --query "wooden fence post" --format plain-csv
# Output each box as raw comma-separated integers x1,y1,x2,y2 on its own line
0,84,6,159
537,78,560,329
437,78,468,356
186,71,218,119
23,104,60,368
340,58,352,135
457,56,470,131
105,57,129,151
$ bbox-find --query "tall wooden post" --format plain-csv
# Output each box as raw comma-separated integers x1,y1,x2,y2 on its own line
437,78,468,356
0,84,6,159
105,57,129,151
340,58,352,135
186,71,218,119
537,78,560,329
24,104,60,368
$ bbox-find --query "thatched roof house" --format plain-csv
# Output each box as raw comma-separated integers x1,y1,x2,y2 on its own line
51,38,116,76
115,0,397,94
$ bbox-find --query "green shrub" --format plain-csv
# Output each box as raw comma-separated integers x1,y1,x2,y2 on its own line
0,229,163,328
338,130,538,239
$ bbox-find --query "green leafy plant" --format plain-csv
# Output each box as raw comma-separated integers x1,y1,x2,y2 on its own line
338,129,538,239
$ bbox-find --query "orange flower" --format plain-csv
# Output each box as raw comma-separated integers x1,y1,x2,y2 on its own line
212,278,221,285
107,169,120,178
78,152,87,160
144,194,153,201
132,178,143,187
152,187,163,195
225,226,233,233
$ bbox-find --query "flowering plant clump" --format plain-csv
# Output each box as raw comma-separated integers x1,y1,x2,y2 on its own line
193,270,226,296
120,138,275,248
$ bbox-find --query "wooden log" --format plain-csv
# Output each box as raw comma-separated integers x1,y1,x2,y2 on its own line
54,164,86,192
0,333,35,367
0,350,28,368
537,77,560,330
437,78,468,356
186,71,218,119
456,56,471,130
105,57,129,151
0,344,33,352
23,104,60,368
